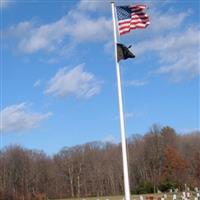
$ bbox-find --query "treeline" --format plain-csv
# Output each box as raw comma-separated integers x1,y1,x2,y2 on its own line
0,125,200,200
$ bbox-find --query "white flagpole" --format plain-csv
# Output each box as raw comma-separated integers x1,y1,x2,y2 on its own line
111,2,131,200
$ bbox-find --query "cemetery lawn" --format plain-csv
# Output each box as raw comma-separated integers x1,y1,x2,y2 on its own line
53,196,122,200
52,194,171,200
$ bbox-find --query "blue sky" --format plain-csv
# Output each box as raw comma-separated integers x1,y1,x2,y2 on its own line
1,0,199,155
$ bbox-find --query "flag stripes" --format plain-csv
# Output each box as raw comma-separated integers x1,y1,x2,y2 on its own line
116,5,150,35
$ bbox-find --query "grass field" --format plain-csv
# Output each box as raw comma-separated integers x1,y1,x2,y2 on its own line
52,192,199,200
52,193,174,200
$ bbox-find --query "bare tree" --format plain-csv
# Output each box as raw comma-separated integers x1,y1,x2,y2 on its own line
0,126,199,199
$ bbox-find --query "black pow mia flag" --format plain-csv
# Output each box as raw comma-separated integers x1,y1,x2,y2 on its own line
117,43,135,62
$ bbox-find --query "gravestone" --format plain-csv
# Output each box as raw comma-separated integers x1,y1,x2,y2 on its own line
186,192,190,198
182,192,186,200
173,194,177,200
140,195,144,200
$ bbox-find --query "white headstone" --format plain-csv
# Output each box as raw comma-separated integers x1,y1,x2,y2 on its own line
161,197,165,200
197,193,200,197
186,192,190,198
140,195,144,200
164,194,167,199
173,194,177,200
194,197,198,200
183,192,186,197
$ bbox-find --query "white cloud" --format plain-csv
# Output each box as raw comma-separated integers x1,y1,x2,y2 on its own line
34,79,41,87
0,103,52,133
78,0,110,12
104,41,114,55
8,21,33,37
125,112,146,120
149,9,191,33
115,112,140,120
45,64,102,99
157,50,200,82
17,18,68,53
7,9,112,54
127,79,149,87
135,27,199,55
180,128,200,134
78,0,136,12
4,0,199,83
127,5,199,82
102,134,116,143
134,26,200,81
66,11,112,42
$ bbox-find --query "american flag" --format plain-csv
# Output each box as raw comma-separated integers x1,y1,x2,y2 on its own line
116,5,150,35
